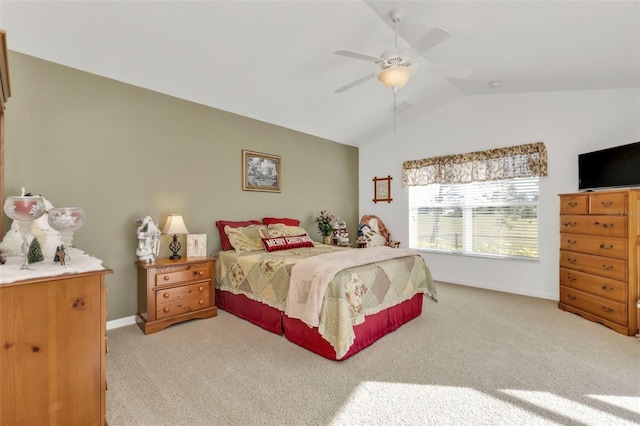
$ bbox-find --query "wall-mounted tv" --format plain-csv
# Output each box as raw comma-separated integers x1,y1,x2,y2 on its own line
579,141,640,191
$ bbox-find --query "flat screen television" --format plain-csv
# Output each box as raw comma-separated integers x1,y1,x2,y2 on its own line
578,141,640,191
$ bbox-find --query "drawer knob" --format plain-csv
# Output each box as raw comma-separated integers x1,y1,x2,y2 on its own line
602,306,613,313
567,240,577,245
602,264,614,270
567,294,577,300
163,307,170,313
568,202,578,207
567,258,577,264
563,222,577,227
601,284,613,291
600,201,612,206
199,299,205,305
163,276,170,281
198,286,204,292
567,274,576,282
599,243,613,250
163,293,170,298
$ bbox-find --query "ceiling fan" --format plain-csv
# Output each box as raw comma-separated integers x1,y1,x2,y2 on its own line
334,9,471,94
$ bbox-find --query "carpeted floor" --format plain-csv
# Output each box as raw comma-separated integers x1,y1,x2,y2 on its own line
106,282,640,425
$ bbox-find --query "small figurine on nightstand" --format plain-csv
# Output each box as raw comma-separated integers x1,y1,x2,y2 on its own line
136,216,161,263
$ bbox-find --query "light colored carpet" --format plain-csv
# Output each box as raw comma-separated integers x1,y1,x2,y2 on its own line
106,282,640,425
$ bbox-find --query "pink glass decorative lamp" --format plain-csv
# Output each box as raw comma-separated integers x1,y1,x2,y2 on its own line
3,193,46,269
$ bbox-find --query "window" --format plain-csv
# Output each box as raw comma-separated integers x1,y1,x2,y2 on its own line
409,177,539,259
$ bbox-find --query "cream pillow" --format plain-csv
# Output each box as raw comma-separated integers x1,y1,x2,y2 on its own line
224,225,266,253
263,223,309,238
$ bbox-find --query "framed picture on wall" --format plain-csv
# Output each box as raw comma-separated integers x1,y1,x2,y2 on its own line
242,150,281,192
373,175,393,203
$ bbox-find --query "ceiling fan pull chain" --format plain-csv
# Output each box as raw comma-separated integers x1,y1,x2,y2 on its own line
393,87,397,134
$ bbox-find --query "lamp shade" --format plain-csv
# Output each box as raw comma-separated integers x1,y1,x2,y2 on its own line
377,65,415,89
162,214,190,235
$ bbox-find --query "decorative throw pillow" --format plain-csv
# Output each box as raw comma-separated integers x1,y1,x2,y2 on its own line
224,225,266,253
262,217,300,226
216,220,262,251
261,233,314,252
266,223,309,238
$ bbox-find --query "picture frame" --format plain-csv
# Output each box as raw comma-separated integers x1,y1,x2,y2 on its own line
242,150,281,192
186,234,207,258
373,175,393,203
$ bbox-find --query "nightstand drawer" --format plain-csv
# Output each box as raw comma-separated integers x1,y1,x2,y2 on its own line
156,263,211,286
156,281,211,306
560,286,627,325
156,284,211,320
559,268,626,303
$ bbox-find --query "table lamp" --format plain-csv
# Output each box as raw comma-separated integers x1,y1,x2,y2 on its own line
162,214,189,259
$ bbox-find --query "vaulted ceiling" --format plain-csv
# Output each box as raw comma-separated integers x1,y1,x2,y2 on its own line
1,1,639,146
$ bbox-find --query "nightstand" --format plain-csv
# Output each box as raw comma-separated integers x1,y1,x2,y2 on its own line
135,257,217,334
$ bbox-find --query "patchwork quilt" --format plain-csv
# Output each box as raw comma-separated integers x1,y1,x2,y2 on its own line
215,245,436,358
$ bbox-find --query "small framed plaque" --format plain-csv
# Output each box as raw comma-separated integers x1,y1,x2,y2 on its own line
186,234,207,258
373,175,393,203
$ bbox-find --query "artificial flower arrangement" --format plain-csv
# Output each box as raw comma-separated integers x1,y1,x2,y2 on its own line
314,210,335,237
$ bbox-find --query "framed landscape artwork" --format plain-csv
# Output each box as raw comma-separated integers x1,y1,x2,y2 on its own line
242,150,281,192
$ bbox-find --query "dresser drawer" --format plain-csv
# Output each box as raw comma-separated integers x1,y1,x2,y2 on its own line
156,263,211,286
560,233,627,259
156,283,211,320
559,250,626,281
589,192,627,215
560,286,627,326
559,194,589,214
559,268,626,303
559,215,626,237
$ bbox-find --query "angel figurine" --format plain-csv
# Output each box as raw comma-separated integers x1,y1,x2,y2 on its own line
136,216,161,263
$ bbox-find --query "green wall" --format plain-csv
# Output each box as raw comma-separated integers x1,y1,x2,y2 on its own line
4,52,359,321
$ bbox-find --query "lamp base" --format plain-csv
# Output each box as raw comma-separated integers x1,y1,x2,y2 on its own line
168,234,182,260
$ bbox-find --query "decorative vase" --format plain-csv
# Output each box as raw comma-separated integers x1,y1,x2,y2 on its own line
3,195,46,269
48,207,86,265
322,235,332,245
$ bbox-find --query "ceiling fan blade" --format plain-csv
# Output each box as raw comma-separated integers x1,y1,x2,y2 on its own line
428,62,472,79
406,27,452,57
335,49,383,64
334,74,375,93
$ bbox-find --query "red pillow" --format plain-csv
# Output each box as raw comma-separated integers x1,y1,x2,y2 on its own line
262,217,300,226
261,234,314,252
216,220,262,251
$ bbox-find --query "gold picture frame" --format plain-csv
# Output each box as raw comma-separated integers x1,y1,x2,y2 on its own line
373,175,393,203
242,150,281,192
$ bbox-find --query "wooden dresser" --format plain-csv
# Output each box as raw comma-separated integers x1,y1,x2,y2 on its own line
0,268,112,425
136,257,217,334
559,189,640,336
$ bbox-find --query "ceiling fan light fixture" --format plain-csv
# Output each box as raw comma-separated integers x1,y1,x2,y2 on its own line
377,66,413,89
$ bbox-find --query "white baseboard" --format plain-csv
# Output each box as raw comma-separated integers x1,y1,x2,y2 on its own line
107,315,137,331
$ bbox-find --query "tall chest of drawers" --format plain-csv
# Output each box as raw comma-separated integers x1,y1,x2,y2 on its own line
559,189,640,336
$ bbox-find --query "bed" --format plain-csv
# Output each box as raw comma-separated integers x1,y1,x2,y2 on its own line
214,218,437,360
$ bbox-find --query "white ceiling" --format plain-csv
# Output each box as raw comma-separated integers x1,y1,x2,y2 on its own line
1,1,639,147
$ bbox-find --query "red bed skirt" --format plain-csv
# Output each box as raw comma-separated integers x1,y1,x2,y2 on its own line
215,290,284,334
283,293,423,360
216,290,424,360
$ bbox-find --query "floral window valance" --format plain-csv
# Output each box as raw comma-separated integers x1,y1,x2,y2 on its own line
402,142,547,186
